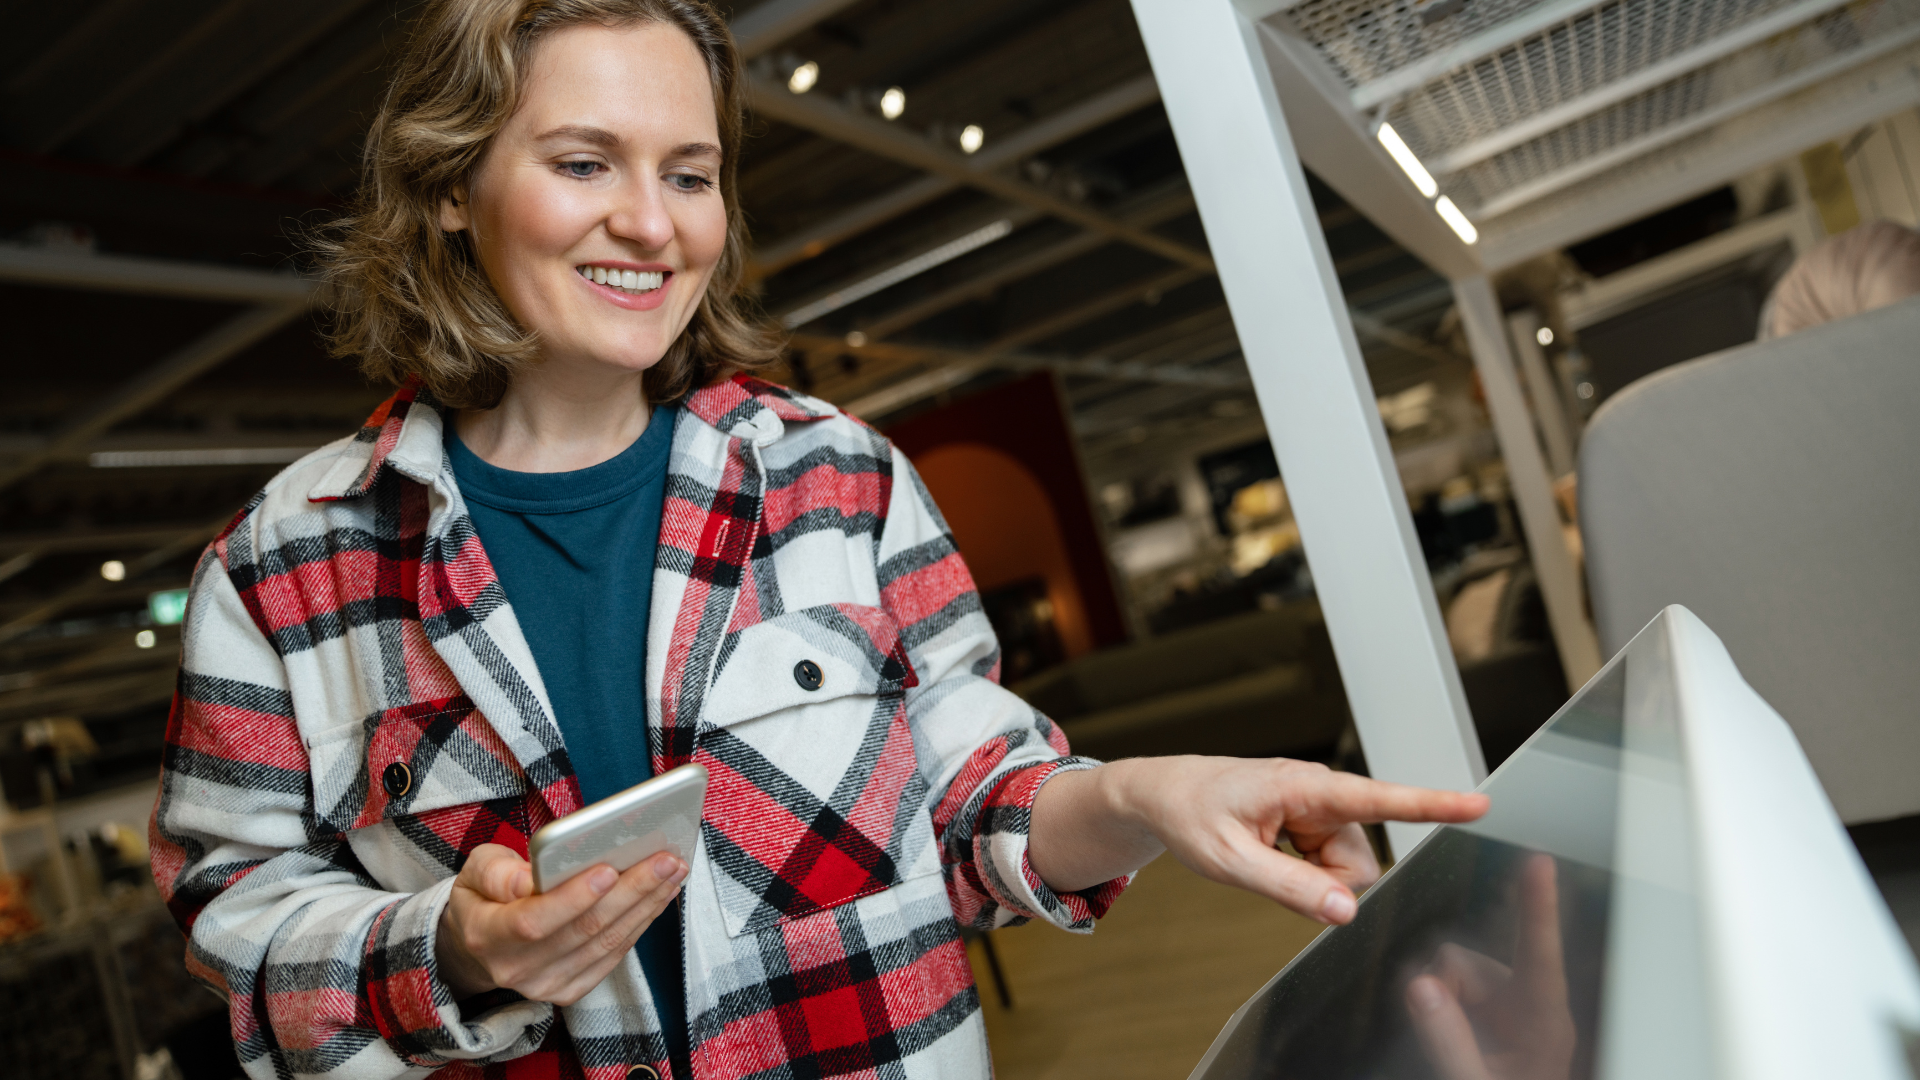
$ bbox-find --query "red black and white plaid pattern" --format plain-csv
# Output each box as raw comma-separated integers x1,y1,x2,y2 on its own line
151,375,1128,1080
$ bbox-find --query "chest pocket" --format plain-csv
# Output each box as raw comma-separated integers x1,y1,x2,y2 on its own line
306,695,535,856
697,603,939,937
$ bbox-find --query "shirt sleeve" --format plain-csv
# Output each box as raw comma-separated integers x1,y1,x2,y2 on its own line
150,543,553,1079
874,446,1132,932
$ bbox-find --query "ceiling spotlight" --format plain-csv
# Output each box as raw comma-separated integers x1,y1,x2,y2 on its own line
787,60,819,94
879,86,906,120
100,559,126,582
959,124,985,154
1376,122,1437,198
1435,195,1478,244
845,330,868,347
1536,326,1555,346
135,629,156,649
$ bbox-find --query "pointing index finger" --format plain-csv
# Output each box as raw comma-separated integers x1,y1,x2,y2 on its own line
1316,772,1490,826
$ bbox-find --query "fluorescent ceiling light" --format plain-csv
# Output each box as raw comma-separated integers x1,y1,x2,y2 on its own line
1376,122,1437,198
1434,196,1478,244
779,218,1014,328
90,446,318,468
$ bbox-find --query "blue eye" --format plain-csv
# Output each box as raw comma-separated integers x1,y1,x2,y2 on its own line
560,161,599,178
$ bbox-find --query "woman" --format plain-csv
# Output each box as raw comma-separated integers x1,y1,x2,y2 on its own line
150,3,1486,1079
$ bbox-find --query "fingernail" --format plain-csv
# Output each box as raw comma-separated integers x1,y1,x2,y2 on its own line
587,866,617,895
651,853,681,879
668,860,688,884
1409,977,1444,1012
1320,890,1356,924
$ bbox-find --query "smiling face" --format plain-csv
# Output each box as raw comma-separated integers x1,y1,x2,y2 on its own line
441,20,727,382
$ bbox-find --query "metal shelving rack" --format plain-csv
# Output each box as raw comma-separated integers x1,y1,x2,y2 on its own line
1130,0,1919,850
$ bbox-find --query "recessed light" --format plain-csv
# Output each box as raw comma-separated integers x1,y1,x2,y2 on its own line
787,60,819,94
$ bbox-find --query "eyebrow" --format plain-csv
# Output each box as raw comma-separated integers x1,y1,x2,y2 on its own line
533,126,723,160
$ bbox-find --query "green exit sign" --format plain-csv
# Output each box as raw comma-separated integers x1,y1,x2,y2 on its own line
148,588,191,626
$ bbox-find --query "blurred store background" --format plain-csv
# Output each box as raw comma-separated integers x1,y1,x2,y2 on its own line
2,0,1916,1078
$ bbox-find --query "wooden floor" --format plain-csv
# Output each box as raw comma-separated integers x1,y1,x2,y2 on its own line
965,858,1327,1080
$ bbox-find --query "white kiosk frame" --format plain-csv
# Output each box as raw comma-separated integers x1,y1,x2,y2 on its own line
1130,0,1920,848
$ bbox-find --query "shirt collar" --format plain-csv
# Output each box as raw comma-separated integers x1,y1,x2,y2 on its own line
307,373,836,503
681,374,838,447
307,378,447,502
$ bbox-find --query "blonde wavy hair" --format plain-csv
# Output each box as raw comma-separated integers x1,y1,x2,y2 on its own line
312,0,779,409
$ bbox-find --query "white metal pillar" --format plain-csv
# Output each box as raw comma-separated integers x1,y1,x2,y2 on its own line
1133,0,1485,852
1505,308,1579,479
1454,276,1605,689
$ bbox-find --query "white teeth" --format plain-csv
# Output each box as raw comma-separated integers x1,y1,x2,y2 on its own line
576,266,665,293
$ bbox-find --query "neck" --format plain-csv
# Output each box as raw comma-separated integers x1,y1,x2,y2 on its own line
455,359,652,473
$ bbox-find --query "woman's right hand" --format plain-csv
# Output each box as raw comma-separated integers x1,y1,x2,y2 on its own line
435,843,688,1005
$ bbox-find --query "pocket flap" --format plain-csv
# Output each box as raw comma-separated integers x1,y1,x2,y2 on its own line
701,603,917,729
308,695,528,834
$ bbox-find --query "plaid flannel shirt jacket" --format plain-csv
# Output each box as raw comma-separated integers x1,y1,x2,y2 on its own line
150,375,1129,1080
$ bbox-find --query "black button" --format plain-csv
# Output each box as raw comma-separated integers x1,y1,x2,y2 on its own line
381,762,412,798
626,1067,659,1080
794,659,823,691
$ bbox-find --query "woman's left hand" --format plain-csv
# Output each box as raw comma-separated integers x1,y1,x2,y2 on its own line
1029,756,1488,924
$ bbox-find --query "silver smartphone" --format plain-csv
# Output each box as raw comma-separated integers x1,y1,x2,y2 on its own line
527,762,707,894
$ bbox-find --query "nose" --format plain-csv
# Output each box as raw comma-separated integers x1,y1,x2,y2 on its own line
606,173,675,252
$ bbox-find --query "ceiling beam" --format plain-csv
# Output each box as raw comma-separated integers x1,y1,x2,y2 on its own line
749,74,1163,276
4,0,146,95
0,666,176,723
745,74,1214,272
31,0,255,154
0,244,319,304
730,0,867,59
855,186,1198,340
819,333,1249,421
0,301,313,493
107,0,384,167
775,208,1042,328
991,266,1210,353
0,521,223,647
0,635,179,695
0,526,221,557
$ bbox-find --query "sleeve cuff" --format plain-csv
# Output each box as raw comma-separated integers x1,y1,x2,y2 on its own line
362,876,554,1065
973,757,1134,933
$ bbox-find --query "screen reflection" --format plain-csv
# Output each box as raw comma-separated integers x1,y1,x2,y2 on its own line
1193,662,1651,1080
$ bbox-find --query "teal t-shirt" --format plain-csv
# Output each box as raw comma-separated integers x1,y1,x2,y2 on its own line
445,406,686,1062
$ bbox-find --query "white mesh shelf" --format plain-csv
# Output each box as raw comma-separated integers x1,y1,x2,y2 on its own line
1252,0,1920,263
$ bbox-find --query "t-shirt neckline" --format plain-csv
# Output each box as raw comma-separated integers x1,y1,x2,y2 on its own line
446,406,678,515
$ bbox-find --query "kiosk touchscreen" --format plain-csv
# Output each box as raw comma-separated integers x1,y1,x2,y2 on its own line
1188,606,1920,1080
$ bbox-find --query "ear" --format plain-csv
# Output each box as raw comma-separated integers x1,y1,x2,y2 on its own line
439,183,472,233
